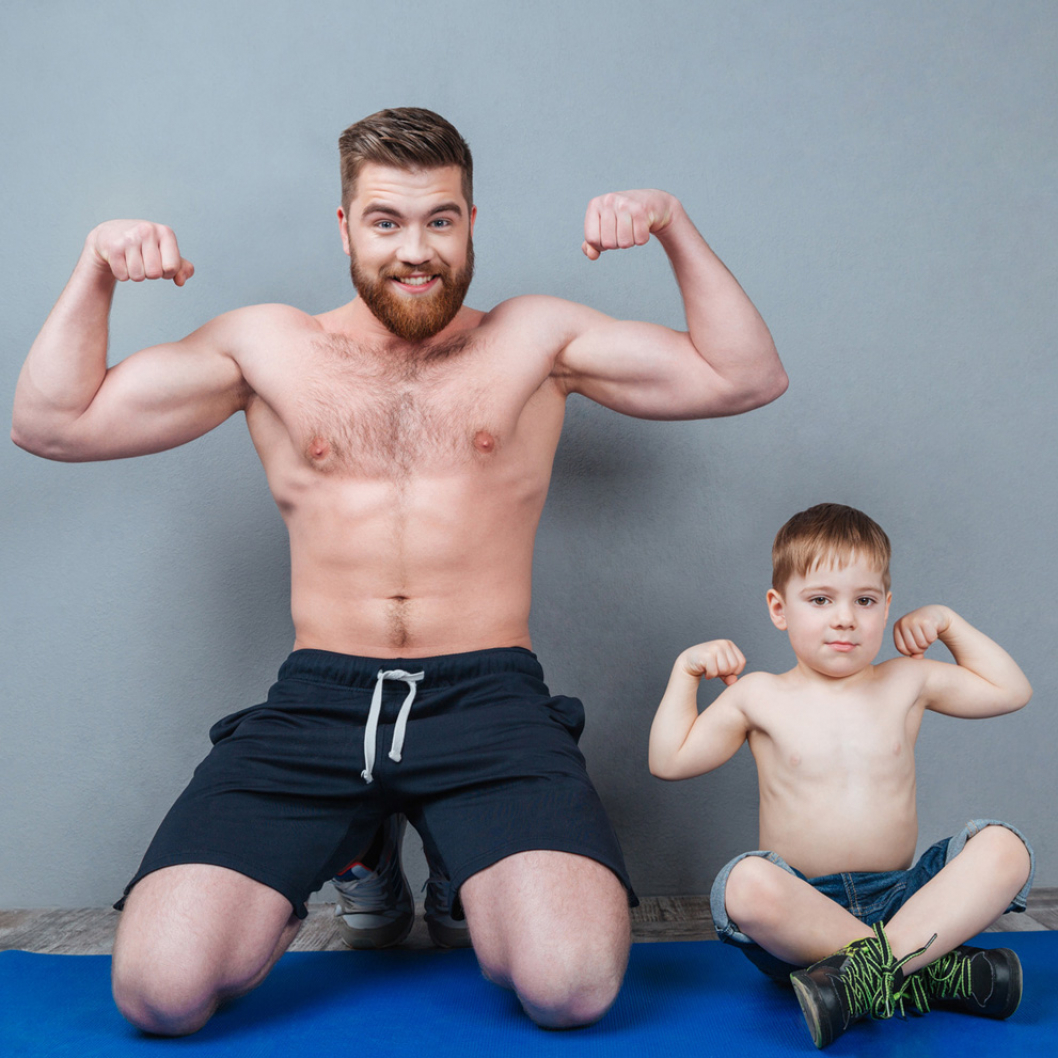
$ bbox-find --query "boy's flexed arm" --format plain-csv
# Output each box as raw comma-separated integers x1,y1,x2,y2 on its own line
893,605,1033,717
649,640,751,780
12,220,248,462
554,190,788,420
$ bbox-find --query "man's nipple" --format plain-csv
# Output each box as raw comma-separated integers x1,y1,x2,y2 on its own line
308,436,332,461
473,430,496,453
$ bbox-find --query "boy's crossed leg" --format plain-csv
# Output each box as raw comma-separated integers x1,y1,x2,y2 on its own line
718,823,1032,1048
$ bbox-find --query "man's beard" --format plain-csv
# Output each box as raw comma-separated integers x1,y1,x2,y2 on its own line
349,239,474,342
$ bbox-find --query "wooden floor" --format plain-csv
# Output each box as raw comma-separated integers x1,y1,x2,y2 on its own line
3,890,1056,955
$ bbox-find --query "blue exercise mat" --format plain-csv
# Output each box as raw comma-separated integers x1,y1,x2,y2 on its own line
2,932,1055,1056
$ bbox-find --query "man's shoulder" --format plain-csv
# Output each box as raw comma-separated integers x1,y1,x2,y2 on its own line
202,302,322,342
482,294,600,330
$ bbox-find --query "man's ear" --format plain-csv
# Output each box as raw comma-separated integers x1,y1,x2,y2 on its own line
766,588,788,631
337,207,351,257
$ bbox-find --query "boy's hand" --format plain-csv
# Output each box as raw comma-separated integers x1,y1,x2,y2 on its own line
893,605,954,660
680,639,746,685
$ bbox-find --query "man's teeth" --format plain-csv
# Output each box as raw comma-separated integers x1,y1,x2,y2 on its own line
396,275,433,285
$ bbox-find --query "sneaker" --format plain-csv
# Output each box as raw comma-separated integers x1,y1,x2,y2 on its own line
790,922,932,1049
333,815,414,949
423,847,471,949
915,945,1023,1019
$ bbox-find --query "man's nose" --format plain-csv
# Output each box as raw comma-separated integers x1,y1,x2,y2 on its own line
396,226,432,265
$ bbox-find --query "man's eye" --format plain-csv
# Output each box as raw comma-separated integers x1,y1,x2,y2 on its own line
430,218,452,228
376,220,396,230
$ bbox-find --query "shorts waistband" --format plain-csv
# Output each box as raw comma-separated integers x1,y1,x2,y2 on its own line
278,646,542,688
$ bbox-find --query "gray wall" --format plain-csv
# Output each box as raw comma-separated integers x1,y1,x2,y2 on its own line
2,1,1055,909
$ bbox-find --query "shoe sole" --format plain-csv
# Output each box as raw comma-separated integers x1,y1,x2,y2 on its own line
790,972,830,1049
425,917,473,949
336,912,414,950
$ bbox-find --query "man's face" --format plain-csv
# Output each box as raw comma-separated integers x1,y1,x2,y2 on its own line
338,163,476,342
766,555,891,680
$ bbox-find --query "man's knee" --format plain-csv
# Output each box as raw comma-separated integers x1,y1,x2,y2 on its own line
112,950,219,1036
495,939,628,1029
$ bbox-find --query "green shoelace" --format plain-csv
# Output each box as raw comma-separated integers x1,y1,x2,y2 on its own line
837,924,937,1021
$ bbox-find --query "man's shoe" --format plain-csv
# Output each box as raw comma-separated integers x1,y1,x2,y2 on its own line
790,922,932,1049
423,848,471,948
333,816,414,949
915,945,1023,1019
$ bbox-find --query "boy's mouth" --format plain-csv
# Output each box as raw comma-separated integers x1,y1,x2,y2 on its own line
827,641,856,652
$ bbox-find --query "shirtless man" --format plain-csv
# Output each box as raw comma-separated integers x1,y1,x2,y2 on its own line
12,108,787,1037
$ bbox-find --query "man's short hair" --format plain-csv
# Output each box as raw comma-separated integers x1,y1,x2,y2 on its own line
772,503,891,593
338,107,473,208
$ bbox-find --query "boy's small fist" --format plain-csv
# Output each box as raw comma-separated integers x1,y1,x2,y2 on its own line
682,639,746,685
893,605,953,660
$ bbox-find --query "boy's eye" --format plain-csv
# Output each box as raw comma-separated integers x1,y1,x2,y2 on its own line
856,597,876,606
809,596,829,606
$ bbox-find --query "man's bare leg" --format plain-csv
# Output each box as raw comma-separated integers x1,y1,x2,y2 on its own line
460,850,630,1029
112,864,300,1036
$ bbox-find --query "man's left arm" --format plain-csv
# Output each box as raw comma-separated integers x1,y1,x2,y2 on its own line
555,189,787,419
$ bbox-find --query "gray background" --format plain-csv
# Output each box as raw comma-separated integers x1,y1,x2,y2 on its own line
2,1,1055,910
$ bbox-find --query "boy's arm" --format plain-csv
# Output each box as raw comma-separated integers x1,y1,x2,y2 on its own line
649,640,751,780
893,605,1032,718
12,220,248,462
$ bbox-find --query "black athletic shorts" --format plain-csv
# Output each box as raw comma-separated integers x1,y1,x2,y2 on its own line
117,646,636,918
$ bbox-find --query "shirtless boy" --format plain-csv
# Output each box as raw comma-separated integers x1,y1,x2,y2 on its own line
649,503,1033,1049
12,109,787,1036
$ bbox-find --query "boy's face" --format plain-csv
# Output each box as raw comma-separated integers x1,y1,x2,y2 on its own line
767,555,891,680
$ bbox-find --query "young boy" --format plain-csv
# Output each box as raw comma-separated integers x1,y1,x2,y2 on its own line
649,503,1034,1049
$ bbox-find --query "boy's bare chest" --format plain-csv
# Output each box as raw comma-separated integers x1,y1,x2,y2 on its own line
753,697,915,776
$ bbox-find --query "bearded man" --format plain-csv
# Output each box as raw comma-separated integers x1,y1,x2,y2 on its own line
13,108,787,1036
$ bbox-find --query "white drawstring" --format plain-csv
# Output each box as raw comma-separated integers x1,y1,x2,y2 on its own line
362,669,424,784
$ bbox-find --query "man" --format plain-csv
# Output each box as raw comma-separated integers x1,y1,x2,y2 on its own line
12,108,787,1036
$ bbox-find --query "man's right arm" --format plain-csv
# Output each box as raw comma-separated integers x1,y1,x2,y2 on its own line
12,220,248,462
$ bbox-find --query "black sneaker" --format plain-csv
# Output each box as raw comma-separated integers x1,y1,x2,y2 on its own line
918,945,1023,1019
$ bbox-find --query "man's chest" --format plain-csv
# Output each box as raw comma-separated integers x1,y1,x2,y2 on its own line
246,333,563,478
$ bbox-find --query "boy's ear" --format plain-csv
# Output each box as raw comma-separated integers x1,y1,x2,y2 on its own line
766,588,788,630
884,591,892,623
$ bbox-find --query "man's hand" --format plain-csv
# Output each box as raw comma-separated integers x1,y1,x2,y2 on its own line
893,605,954,660
87,220,195,286
581,190,678,260
679,639,746,686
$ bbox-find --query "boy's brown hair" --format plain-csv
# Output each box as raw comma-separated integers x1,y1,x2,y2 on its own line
772,503,891,592
338,107,473,209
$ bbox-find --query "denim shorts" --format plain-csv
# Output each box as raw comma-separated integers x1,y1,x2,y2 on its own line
710,820,1034,980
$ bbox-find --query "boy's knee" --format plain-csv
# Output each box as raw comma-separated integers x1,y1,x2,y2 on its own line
970,824,1032,888
724,856,789,928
